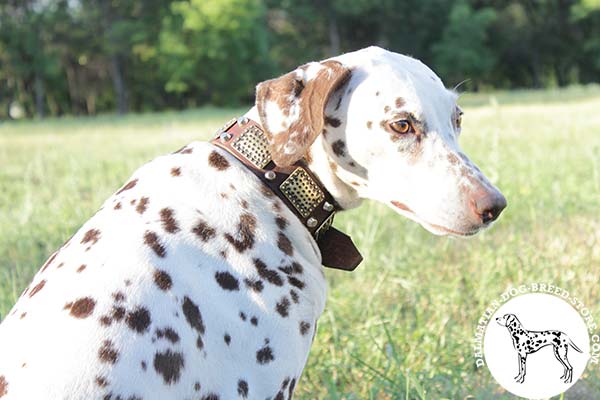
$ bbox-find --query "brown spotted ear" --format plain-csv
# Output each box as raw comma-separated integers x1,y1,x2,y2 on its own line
256,60,351,167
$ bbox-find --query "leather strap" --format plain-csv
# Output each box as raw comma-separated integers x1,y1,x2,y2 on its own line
210,117,363,271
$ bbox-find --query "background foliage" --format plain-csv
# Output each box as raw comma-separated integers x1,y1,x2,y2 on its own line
1,0,599,119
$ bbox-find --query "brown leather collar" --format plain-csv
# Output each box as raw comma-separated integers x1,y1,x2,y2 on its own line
210,117,362,271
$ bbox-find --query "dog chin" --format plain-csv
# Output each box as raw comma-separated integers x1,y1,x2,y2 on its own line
389,201,480,237
419,221,479,237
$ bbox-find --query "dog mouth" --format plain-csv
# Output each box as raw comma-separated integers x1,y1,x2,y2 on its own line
390,201,480,237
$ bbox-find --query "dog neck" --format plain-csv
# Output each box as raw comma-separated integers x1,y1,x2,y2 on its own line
244,107,364,211
214,109,363,271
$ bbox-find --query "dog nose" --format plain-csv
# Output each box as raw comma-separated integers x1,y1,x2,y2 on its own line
472,189,507,224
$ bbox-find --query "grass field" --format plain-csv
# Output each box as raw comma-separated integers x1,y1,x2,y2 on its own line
1,86,600,399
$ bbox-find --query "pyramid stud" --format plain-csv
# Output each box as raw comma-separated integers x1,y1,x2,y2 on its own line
307,217,318,228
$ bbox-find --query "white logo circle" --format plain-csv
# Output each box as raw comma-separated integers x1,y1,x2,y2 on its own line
484,293,590,399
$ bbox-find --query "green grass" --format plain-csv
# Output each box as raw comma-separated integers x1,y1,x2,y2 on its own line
1,87,600,399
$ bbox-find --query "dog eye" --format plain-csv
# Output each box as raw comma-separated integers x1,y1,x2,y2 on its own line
389,119,412,134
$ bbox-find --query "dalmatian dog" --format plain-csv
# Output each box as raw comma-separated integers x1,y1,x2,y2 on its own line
0,46,506,399
496,314,583,384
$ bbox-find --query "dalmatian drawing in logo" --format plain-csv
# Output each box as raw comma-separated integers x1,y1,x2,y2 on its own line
495,313,583,384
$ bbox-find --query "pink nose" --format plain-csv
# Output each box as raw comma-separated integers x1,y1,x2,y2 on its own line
471,188,507,224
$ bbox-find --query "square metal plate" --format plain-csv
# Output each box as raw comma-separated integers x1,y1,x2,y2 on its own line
232,125,272,169
280,168,325,217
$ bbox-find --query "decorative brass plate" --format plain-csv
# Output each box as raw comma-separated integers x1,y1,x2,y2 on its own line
280,168,325,217
232,125,272,169
315,212,335,239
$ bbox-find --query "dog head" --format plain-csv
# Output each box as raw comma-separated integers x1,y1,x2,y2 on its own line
496,314,519,328
255,46,506,236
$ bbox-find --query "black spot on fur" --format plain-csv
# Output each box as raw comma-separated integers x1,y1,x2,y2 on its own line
156,327,180,344
153,269,172,291
192,220,216,242
277,233,294,256
300,321,311,335
279,262,303,275
238,379,249,397
288,276,305,290
224,213,257,252
144,231,166,257
160,208,180,233
244,278,264,292
325,116,341,127
290,290,299,303
95,376,108,387
116,179,137,194
67,297,95,319
182,296,205,334
112,306,125,321
208,151,230,171
112,292,125,302
331,140,347,157
81,228,101,250
126,307,151,333
136,196,149,214
215,271,240,291
253,259,283,286
28,280,46,298
275,216,288,230
98,340,119,364
276,297,291,317
256,345,274,364
153,350,184,385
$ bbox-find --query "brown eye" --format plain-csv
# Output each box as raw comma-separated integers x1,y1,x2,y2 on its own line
389,119,412,134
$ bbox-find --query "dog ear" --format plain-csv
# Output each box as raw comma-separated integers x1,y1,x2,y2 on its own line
256,60,351,167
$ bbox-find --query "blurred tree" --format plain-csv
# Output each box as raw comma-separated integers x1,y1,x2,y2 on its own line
158,0,272,106
0,0,598,118
571,0,600,81
0,1,64,118
263,0,329,72
432,1,496,89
